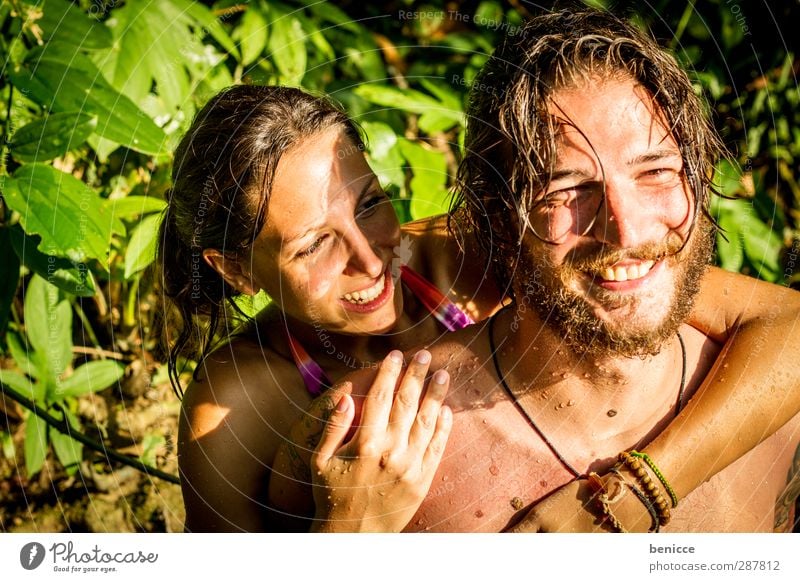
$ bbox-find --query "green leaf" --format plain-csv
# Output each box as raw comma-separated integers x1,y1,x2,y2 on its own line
233,290,272,318
0,228,20,335
0,369,42,403
4,164,112,264
268,15,306,84
10,111,97,162
9,56,166,155
716,212,744,272
49,408,82,470
0,430,15,460
124,213,163,279
102,196,166,220
56,360,124,398
235,8,269,66
24,412,48,478
140,433,165,468
6,332,42,383
37,0,113,50
398,140,450,220
8,225,96,297
354,85,440,114
174,0,240,59
361,121,398,159
23,275,73,377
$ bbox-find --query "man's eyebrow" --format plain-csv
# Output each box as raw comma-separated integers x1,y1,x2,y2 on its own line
548,168,596,183
627,149,682,166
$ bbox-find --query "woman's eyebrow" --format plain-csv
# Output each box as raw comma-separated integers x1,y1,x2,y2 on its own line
627,148,681,167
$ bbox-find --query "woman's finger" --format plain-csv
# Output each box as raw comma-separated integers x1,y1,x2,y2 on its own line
409,369,450,452
357,350,404,443
312,393,355,466
421,404,452,478
387,350,433,438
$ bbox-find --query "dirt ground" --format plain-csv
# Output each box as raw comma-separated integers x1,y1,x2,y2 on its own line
0,373,185,533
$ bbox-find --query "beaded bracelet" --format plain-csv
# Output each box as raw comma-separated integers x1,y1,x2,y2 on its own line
609,467,660,533
630,450,679,508
618,451,671,526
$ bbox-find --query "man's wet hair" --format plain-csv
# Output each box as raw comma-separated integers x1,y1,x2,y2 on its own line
453,8,725,288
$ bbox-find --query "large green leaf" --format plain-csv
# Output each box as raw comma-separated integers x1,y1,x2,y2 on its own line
37,0,113,50
0,228,20,335
6,332,42,384
102,196,166,221
173,0,239,59
10,112,97,163
24,412,48,478
268,14,306,84
398,140,450,220
9,54,166,155
124,213,163,279
23,275,73,378
0,369,41,403
234,8,269,66
8,225,96,297
56,360,125,398
4,164,112,264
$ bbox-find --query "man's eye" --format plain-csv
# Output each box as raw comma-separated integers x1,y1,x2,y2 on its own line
296,235,327,259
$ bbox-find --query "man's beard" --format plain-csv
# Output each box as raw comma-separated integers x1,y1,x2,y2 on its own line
514,220,714,358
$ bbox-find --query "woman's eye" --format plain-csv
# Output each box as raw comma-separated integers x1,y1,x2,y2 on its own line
296,235,327,259
358,192,387,216
642,168,680,184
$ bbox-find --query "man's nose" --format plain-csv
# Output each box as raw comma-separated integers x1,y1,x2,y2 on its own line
591,178,662,248
342,225,384,278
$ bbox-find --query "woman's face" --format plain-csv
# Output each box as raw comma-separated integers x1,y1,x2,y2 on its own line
247,126,403,335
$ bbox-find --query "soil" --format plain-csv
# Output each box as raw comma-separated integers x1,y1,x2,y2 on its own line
0,373,185,533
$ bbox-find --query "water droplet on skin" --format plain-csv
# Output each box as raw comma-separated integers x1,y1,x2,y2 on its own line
475,509,484,518
510,497,524,510
489,465,500,476
482,419,488,424
567,400,575,407
442,475,449,482
561,373,568,379
584,372,591,378
607,409,617,417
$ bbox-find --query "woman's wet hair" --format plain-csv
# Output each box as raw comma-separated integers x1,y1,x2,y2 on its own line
453,8,725,289
159,85,363,396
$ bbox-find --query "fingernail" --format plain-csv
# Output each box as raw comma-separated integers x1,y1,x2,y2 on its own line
415,350,431,364
433,370,448,384
336,395,350,412
389,350,404,364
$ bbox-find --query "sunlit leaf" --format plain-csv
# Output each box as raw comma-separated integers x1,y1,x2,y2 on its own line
10,112,97,163
4,164,112,264
56,360,125,398
124,213,163,279
23,275,73,378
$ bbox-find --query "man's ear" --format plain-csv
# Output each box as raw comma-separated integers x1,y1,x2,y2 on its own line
202,249,260,296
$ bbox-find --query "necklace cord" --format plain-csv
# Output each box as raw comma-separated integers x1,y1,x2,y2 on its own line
488,310,688,481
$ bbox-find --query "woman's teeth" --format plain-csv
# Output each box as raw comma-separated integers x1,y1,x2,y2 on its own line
342,275,385,304
599,260,655,282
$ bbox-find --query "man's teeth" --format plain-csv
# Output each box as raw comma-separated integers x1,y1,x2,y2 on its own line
599,260,655,282
343,275,385,304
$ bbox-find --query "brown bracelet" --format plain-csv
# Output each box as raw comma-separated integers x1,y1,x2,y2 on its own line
609,467,660,533
587,472,627,533
618,451,671,526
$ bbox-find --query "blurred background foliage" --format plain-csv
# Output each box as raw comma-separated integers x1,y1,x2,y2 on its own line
0,0,798,500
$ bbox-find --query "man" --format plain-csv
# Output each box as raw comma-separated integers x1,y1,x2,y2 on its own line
271,9,800,532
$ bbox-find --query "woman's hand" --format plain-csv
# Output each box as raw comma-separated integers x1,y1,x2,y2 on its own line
309,349,452,532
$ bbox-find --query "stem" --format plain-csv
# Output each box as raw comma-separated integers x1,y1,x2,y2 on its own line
124,277,139,329
0,378,179,484
73,299,103,356
670,2,694,50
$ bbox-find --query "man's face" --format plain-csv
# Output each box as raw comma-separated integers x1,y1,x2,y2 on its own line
517,75,713,357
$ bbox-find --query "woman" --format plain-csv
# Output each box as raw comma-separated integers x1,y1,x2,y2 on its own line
160,84,800,532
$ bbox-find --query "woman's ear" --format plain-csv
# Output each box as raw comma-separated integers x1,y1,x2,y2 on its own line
202,249,260,296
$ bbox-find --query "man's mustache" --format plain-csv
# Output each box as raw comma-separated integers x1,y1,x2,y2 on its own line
563,231,687,273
